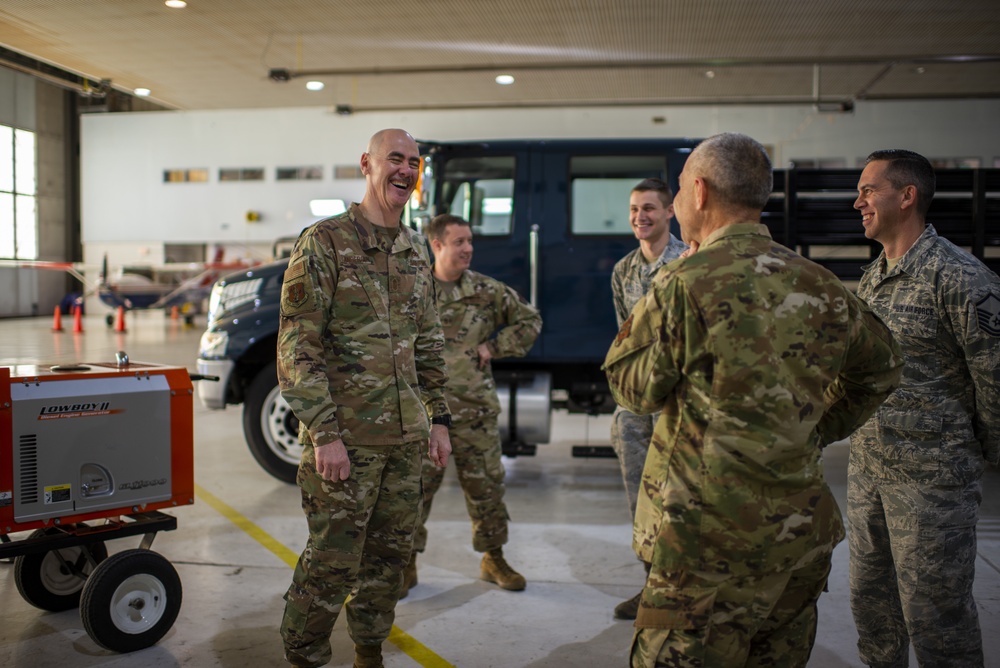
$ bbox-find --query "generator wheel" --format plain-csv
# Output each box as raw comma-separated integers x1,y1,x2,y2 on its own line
14,528,109,611
243,361,301,484
80,549,182,653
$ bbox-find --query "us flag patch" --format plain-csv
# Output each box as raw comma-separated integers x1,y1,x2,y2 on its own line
975,292,1000,336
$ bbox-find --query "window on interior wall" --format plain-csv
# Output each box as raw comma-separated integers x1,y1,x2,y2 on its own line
219,167,265,182
163,168,209,182
0,124,37,259
276,166,323,180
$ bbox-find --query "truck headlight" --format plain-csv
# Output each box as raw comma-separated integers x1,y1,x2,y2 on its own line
208,278,263,322
207,283,224,321
199,330,229,358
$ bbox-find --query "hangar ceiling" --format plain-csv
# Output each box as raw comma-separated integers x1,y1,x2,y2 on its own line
1,0,999,112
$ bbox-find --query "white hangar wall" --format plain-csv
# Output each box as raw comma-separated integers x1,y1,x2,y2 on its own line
81,99,1000,268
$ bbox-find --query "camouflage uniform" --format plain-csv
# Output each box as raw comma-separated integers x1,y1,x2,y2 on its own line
277,204,449,666
413,269,542,553
611,235,688,518
849,225,1000,668
603,223,903,667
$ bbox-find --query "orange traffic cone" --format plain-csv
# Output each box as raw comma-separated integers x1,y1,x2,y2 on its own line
170,304,180,320
113,305,128,333
72,305,84,333
52,306,64,332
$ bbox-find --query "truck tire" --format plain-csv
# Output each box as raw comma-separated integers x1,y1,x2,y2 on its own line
242,361,302,483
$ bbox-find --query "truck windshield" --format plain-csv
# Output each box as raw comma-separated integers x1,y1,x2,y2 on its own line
436,155,516,237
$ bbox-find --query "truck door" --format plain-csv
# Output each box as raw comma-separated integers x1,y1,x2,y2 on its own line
533,143,693,366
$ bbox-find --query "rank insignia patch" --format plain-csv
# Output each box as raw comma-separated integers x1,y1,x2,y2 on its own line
615,314,633,346
975,292,1000,336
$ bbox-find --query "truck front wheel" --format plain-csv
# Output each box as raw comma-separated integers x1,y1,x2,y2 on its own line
242,362,302,483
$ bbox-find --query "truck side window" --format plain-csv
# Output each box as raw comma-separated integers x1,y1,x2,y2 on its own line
569,156,667,235
440,156,514,236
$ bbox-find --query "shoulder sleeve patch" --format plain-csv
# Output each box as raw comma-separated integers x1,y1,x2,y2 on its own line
975,292,1000,336
280,260,316,315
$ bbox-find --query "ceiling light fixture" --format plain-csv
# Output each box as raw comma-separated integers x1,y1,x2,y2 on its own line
704,70,716,79
165,0,187,8
134,87,151,96
495,74,515,85
814,100,855,113
306,80,324,91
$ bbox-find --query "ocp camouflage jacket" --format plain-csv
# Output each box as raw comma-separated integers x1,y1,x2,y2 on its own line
433,269,541,423
604,223,903,597
277,204,450,447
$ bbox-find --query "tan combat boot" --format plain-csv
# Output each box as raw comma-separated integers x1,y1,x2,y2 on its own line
353,644,384,668
615,561,650,619
613,590,642,620
480,548,526,591
399,553,418,599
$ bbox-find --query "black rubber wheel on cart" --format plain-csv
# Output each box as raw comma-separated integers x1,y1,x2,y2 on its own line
243,361,302,484
80,549,182,653
14,528,109,611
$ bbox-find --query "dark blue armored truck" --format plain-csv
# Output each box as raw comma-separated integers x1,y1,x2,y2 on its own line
196,138,699,482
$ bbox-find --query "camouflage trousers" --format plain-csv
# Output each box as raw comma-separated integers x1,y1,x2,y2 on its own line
847,465,984,668
413,416,509,553
630,548,832,667
611,407,658,520
281,441,422,667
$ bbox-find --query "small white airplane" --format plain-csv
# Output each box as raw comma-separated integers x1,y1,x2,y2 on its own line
0,249,258,325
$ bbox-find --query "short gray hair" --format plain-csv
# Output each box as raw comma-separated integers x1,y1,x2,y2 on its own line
691,133,773,211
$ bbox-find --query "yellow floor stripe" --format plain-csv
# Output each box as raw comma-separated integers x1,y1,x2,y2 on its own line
195,483,299,568
194,483,453,668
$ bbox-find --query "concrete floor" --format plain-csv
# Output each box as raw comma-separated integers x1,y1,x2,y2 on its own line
0,310,997,667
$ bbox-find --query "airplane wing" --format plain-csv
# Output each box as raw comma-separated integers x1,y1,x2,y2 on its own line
0,259,97,291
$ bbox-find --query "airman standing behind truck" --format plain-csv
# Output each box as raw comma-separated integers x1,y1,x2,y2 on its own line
609,178,687,620
406,214,543,596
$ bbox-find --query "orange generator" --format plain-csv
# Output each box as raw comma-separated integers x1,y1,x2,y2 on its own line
0,354,194,653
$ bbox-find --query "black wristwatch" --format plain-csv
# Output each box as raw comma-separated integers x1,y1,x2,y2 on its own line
430,415,452,428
